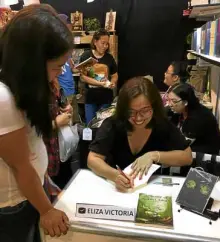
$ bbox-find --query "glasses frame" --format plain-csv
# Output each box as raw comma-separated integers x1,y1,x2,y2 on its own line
128,107,153,118
167,98,182,105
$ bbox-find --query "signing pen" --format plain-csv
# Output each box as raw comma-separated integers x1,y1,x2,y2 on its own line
116,165,130,181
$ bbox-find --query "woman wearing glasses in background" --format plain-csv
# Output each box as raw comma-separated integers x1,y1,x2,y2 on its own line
167,83,220,156
162,61,189,105
87,77,192,192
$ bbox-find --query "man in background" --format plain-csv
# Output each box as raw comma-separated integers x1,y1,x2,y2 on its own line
58,13,80,124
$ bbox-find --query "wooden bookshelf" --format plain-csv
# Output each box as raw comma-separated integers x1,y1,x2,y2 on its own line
190,3,220,20
188,50,220,66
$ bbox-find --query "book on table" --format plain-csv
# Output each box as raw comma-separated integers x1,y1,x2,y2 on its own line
135,193,173,229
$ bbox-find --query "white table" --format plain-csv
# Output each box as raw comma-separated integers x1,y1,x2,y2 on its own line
44,170,220,242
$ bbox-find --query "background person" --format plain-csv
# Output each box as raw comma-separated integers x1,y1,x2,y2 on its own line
57,13,80,124
80,29,118,124
163,61,189,105
167,83,220,155
164,61,189,87
43,77,73,193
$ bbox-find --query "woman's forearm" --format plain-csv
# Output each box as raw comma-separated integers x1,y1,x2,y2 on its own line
151,147,192,166
13,163,52,215
110,73,118,85
81,74,103,87
88,152,119,181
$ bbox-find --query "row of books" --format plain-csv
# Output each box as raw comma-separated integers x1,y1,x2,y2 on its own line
191,19,220,57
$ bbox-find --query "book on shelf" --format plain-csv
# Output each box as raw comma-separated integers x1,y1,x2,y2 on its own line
196,27,202,53
123,164,160,192
205,22,211,55
215,19,220,57
135,194,173,229
201,24,206,54
209,20,217,56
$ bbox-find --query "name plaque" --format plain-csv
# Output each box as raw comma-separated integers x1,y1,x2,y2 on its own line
76,203,136,221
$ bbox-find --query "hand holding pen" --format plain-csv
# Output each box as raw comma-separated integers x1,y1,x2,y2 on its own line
115,165,134,192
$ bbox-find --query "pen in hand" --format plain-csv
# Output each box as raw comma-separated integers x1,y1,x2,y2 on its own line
116,165,133,188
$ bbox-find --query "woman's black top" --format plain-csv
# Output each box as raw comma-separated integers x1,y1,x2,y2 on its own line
89,117,189,170
169,104,220,155
80,50,117,104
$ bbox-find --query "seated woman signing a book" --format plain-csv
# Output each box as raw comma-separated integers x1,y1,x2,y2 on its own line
79,29,118,124
88,77,192,192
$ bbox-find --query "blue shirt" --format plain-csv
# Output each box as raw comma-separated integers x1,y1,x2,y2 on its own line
58,61,75,96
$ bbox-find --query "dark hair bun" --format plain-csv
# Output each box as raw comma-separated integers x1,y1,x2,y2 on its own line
171,61,190,83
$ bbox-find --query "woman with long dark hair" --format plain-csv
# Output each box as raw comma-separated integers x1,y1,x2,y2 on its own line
0,5,73,241
88,77,192,192
168,83,220,155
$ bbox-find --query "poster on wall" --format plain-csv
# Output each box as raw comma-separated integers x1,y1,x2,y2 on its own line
105,9,116,32
71,11,83,31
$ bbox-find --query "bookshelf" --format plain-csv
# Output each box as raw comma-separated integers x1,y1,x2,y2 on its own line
190,3,220,20
188,50,220,66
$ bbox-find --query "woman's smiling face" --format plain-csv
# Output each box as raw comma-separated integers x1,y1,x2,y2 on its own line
128,94,153,129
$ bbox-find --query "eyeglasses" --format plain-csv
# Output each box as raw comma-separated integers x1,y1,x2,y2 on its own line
167,98,182,105
128,107,153,118
165,71,175,75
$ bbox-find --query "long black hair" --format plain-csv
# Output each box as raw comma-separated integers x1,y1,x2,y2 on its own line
114,76,166,132
168,83,200,111
0,4,73,137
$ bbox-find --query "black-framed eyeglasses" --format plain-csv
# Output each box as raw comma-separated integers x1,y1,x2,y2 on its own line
167,98,182,105
128,107,153,118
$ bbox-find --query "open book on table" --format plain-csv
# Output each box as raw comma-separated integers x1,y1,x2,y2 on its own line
123,164,160,192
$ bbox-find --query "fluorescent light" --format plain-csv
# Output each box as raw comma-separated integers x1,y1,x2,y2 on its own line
87,0,94,3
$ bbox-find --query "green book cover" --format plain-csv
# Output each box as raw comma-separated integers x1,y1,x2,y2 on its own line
136,194,173,228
